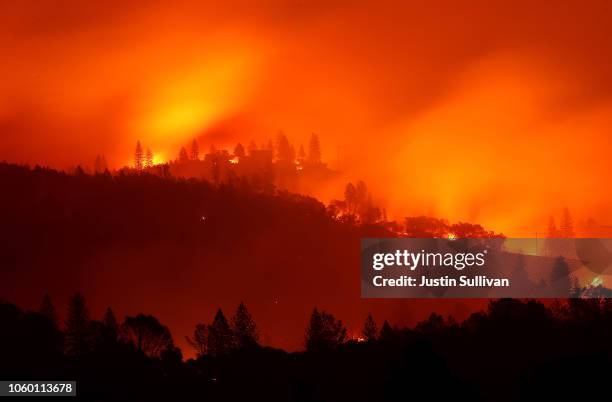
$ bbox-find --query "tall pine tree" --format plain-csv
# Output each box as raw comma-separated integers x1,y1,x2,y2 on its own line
308,133,321,164
187,323,208,358
64,292,92,356
190,139,200,160
207,309,234,356
276,132,294,163
232,302,259,349
134,141,144,170
145,148,153,168
362,314,378,341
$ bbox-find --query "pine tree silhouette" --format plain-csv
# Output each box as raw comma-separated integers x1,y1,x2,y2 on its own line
362,314,378,341
64,292,92,356
207,309,234,356
134,141,144,170
145,148,153,168
190,139,200,160
276,132,294,163
186,323,208,358
232,302,259,349
308,133,321,164
379,320,394,340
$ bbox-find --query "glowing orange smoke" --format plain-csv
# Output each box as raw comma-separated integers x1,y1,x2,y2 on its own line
0,1,611,235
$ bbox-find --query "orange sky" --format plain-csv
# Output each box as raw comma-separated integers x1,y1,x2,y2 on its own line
1,0,611,234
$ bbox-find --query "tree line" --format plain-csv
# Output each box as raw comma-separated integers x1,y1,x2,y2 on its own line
2,295,612,401
32,293,411,359
131,132,323,170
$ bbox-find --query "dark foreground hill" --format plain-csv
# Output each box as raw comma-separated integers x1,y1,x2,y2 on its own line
1,296,611,402
0,162,415,353
1,163,611,401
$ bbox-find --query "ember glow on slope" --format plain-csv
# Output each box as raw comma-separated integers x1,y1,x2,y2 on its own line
1,0,611,235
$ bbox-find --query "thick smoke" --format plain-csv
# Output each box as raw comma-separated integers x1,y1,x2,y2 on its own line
1,0,611,233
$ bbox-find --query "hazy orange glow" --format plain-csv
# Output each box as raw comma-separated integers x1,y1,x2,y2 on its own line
1,0,611,235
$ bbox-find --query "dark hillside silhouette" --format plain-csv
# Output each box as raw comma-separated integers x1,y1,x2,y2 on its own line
0,162,502,353
0,297,610,401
